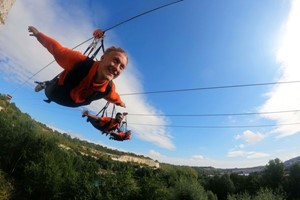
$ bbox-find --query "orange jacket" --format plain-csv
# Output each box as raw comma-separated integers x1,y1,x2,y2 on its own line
37,32,123,105
99,117,120,132
110,131,131,141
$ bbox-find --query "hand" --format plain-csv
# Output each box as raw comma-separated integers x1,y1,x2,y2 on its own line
93,29,104,39
126,130,132,136
106,131,114,136
117,102,126,108
28,26,40,37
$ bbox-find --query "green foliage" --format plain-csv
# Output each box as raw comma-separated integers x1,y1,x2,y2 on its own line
134,167,170,200
160,164,199,188
227,188,285,200
244,173,262,194
1,96,300,200
206,174,235,200
253,188,285,200
284,163,300,199
169,177,209,200
207,191,218,200
97,170,138,200
263,158,284,190
0,170,13,200
227,192,251,200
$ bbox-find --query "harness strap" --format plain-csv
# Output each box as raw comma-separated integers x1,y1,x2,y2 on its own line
91,38,105,60
44,58,112,107
96,101,110,117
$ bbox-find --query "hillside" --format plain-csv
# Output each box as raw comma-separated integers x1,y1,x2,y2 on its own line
0,94,159,168
1,94,300,172
1,93,300,200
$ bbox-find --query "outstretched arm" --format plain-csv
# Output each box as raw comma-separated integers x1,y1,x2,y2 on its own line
28,26,86,70
104,83,126,107
28,26,40,38
82,110,100,121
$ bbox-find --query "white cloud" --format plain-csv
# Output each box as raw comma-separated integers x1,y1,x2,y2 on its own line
149,149,161,157
247,152,270,159
0,0,175,150
192,154,205,160
227,150,270,159
259,0,300,138
235,130,265,144
148,150,270,168
228,150,246,158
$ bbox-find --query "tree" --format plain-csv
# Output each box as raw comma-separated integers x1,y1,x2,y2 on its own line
253,188,285,200
244,172,262,194
170,177,209,200
135,167,170,200
206,174,235,200
0,170,13,200
227,192,251,200
263,158,284,190
230,173,248,194
285,163,300,199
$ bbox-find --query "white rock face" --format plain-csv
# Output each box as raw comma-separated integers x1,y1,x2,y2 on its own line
0,0,16,25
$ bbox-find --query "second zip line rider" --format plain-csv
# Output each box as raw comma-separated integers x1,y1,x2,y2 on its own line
28,26,127,108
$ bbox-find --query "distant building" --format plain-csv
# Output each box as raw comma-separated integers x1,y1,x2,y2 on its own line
6,94,12,102
0,0,16,25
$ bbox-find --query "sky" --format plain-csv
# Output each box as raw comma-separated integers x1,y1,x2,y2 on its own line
1,0,300,168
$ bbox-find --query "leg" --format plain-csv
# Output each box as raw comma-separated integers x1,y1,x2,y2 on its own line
87,117,103,131
34,81,48,92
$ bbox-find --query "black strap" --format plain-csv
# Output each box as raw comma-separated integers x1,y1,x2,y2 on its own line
44,58,112,107
91,38,105,60
96,102,110,117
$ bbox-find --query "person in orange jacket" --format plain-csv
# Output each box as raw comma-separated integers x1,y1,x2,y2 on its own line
109,130,131,141
82,110,131,141
28,26,127,108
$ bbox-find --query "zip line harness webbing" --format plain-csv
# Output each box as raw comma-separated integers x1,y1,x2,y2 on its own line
83,36,105,59
121,112,128,132
96,102,116,118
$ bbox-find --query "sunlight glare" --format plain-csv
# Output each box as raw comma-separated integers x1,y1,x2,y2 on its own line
260,0,300,138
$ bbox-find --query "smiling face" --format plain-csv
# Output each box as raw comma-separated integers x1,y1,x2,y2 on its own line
96,51,128,82
115,113,123,123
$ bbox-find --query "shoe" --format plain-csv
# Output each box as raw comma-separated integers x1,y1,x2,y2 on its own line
34,82,46,92
82,110,89,118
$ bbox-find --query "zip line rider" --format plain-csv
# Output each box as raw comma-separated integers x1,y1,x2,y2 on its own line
82,110,131,141
28,26,127,108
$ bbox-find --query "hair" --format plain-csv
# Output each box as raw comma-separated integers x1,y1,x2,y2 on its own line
104,46,128,63
116,112,123,118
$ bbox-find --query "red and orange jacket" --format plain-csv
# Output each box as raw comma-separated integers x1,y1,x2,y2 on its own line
99,117,121,132
37,32,124,105
110,131,131,141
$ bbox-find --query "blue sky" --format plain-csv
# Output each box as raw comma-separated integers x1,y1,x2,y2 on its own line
1,0,300,168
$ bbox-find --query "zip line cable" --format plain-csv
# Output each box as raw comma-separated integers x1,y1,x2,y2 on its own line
129,122,300,129
103,0,184,33
1,120,300,130
12,0,183,94
12,93,300,130
11,36,94,94
27,103,300,119
18,89,300,118
127,109,300,117
120,80,300,96
12,60,55,94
